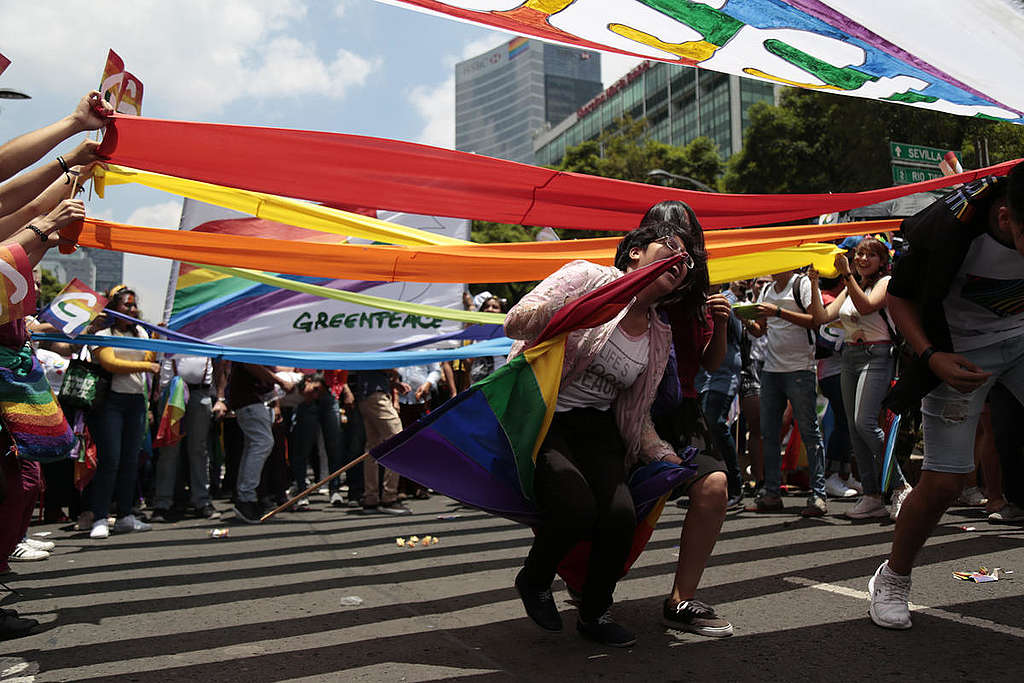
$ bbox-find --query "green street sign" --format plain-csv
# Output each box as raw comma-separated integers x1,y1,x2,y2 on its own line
890,141,959,167
892,163,944,185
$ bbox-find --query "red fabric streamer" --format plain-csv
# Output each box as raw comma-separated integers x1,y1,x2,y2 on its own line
98,114,1020,231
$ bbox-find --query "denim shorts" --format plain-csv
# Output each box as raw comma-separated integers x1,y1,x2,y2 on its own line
921,334,1024,473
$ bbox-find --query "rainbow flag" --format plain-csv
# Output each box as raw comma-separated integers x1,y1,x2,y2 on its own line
0,345,74,463
507,36,529,59
153,376,189,448
38,278,108,338
373,255,694,579
0,244,35,326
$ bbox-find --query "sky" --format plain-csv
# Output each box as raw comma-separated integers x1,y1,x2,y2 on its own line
0,0,643,320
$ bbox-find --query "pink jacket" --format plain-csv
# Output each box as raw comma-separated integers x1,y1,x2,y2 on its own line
505,260,675,468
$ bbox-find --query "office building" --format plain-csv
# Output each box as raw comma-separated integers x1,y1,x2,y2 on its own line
534,61,778,167
39,246,122,294
455,37,602,164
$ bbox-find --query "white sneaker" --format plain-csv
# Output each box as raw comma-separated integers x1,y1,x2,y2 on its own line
868,561,912,629
846,476,864,494
988,502,1024,523
890,486,912,521
330,491,345,507
294,497,311,509
112,515,152,533
847,495,888,519
8,543,49,561
825,473,857,498
22,537,55,552
90,520,110,539
954,486,988,507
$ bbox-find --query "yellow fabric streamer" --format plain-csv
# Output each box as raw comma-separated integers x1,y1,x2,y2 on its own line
708,243,841,284
93,165,468,247
194,264,507,325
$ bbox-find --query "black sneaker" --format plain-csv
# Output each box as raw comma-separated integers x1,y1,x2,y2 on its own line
0,612,39,641
149,507,172,523
577,610,636,648
663,598,734,637
515,569,562,632
380,501,412,515
196,504,221,520
232,501,263,524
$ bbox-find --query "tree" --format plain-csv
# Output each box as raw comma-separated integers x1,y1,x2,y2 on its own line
468,222,541,304
725,88,1024,194
36,267,63,309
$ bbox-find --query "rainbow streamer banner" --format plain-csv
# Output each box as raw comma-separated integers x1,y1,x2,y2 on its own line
38,279,108,338
371,256,694,589
153,376,189,448
0,244,35,326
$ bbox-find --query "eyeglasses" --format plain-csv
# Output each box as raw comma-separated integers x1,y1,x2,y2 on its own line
652,235,695,269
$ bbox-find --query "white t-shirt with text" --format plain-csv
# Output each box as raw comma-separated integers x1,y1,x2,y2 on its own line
944,233,1024,352
557,323,649,412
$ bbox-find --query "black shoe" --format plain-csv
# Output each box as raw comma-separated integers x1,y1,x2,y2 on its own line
576,610,636,648
515,569,562,632
149,507,172,523
726,493,744,510
0,612,39,641
196,504,221,520
380,501,412,515
232,501,263,524
662,598,734,637
361,505,380,514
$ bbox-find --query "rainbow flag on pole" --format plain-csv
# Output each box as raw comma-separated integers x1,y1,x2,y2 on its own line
153,376,189,448
372,255,694,584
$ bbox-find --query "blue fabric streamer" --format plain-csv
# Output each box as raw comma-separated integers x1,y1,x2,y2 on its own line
32,333,513,370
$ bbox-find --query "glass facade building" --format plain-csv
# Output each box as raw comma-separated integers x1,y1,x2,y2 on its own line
455,38,601,164
534,61,777,167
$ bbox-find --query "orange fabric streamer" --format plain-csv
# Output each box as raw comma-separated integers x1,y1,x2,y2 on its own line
75,218,895,283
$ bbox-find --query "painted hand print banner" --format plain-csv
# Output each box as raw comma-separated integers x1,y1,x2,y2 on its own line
392,0,1024,124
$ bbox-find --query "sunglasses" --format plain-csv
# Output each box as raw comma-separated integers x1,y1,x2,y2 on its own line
652,235,695,269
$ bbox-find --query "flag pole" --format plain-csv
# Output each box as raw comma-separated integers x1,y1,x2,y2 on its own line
259,452,370,522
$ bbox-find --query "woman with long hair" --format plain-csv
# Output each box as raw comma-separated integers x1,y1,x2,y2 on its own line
506,220,691,648
809,238,910,519
86,286,160,538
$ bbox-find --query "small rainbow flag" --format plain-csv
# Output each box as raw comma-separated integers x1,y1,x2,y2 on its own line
0,345,74,463
153,376,189,448
0,244,36,326
38,278,108,338
508,36,529,59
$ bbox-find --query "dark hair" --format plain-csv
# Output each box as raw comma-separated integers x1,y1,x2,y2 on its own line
299,372,325,392
107,286,138,310
1008,162,1024,224
854,237,891,288
479,296,505,313
632,200,710,316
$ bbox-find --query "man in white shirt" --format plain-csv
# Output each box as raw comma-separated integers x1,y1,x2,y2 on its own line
152,355,223,520
746,270,829,516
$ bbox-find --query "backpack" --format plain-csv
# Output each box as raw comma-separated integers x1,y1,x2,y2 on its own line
792,275,837,359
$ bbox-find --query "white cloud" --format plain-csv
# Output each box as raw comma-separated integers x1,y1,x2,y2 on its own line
126,201,183,229
601,52,646,88
409,32,510,148
1,0,378,117
409,76,455,148
334,1,349,19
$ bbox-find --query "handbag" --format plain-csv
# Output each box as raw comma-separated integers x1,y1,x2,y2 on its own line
58,351,111,411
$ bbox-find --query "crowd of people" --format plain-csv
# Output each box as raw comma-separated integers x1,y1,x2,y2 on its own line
2,93,1022,647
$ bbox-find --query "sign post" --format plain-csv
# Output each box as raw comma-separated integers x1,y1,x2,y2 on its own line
890,142,961,185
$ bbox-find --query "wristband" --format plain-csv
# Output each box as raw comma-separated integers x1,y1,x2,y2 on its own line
919,346,936,365
24,224,48,242
774,306,782,317
56,155,70,173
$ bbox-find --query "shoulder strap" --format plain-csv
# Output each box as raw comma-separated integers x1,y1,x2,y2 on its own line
791,276,814,345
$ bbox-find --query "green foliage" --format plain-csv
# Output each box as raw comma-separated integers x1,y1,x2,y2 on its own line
469,222,540,304
36,268,63,309
725,88,1024,194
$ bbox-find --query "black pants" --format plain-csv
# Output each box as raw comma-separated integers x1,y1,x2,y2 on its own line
988,383,1024,507
522,408,636,621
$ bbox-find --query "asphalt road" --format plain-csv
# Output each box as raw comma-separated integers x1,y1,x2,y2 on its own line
2,492,1021,682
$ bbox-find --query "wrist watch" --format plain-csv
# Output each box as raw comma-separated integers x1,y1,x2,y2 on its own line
919,346,936,365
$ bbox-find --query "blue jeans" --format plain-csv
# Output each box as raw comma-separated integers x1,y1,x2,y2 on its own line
290,393,344,492
700,389,742,496
760,370,826,501
819,373,851,473
89,391,148,519
921,334,1024,473
235,402,274,503
154,386,213,509
841,343,903,494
